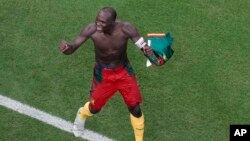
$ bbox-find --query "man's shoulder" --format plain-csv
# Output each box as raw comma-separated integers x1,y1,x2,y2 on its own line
85,23,96,31
118,21,137,37
82,23,97,36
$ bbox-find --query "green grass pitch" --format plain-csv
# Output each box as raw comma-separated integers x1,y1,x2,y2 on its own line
0,0,250,141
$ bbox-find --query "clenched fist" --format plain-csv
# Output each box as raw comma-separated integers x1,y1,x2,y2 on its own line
59,40,75,55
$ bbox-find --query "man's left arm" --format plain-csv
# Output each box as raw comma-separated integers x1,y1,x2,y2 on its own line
122,22,153,56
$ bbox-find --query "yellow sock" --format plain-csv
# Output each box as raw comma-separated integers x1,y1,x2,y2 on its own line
79,102,93,119
130,113,145,141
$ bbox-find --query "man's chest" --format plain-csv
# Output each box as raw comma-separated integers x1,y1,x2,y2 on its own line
92,32,128,49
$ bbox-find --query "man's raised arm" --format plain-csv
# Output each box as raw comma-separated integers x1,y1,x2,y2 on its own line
59,23,96,55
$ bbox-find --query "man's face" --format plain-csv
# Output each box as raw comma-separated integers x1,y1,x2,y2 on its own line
95,11,114,32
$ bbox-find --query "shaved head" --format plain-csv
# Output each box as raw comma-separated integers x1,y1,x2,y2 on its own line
99,7,117,21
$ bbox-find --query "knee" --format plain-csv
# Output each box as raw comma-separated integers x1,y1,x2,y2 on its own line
89,106,101,114
128,104,142,118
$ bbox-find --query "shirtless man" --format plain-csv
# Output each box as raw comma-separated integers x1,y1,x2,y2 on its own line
59,7,153,141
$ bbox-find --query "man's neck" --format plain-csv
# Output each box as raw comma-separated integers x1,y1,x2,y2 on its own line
104,22,117,35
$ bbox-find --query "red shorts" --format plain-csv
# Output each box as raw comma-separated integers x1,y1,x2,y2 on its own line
89,63,142,110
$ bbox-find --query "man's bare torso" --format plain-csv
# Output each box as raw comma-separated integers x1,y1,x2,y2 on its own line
90,22,130,68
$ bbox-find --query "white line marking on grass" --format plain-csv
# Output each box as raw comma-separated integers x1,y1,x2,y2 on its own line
0,94,114,141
